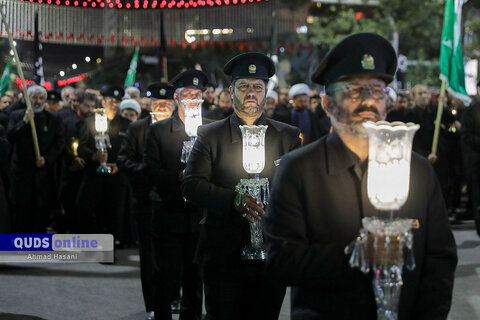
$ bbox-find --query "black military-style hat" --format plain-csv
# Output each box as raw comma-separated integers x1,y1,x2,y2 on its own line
224,52,275,81
100,85,124,100
312,33,397,86
47,91,61,101
146,82,176,100
170,70,209,91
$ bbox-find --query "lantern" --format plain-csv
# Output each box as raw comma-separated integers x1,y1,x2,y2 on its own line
347,121,419,320
235,125,269,260
94,108,112,174
181,99,203,163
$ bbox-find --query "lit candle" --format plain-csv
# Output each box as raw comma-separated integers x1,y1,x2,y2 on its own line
94,108,108,133
363,121,419,211
182,99,203,137
239,125,268,174
72,139,79,156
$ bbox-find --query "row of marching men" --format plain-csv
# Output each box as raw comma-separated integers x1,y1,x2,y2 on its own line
0,72,204,320
0,72,211,320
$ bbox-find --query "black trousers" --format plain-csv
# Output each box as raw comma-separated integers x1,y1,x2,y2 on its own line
203,268,286,320
60,170,84,233
152,205,203,320
133,198,155,312
76,172,128,237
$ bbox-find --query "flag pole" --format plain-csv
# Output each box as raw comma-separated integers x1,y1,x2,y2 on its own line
0,4,41,161
431,80,447,156
159,11,168,82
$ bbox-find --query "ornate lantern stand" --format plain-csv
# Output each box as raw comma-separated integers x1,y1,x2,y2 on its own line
94,108,112,174
181,99,203,163
347,121,419,320
235,125,269,260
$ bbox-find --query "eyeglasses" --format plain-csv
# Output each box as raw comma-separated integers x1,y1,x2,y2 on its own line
329,85,390,101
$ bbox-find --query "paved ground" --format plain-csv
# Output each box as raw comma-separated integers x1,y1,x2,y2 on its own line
0,221,478,320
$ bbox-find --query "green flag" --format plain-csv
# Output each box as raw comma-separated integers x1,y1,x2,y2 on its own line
0,57,11,95
124,46,140,87
439,0,471,105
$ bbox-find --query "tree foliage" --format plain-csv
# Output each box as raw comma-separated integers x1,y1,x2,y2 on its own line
304,0,447,87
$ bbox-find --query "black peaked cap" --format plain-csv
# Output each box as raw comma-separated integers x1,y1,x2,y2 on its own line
146,82,176,100
312,33,397,86
101,85,125,99
170,70,209,91
224,52,275,81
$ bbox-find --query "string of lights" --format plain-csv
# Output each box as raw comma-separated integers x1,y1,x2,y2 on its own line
19,0,267,9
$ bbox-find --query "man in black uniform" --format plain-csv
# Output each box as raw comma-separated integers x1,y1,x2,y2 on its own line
58,89,96,232
461,92,480,235
264,33,457,320
7,85,64,233
144,70,210,320
182,53,301,320
117,82,176,320
76,85,131,240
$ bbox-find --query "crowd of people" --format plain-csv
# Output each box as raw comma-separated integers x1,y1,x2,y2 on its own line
0,31,473,319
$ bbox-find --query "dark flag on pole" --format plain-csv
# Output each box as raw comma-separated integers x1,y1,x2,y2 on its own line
159,11,168,82
33,11,44,86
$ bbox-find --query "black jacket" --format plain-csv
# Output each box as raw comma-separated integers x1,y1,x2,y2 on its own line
263,131,458,320
78,113,131,173
205,107,234,121
7,109,64,205
182,113,301,275
144,113,209,234
461,101,480,174
117,116,151,202
274,105,327,145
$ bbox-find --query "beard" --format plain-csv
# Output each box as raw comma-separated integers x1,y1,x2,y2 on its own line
233,93,266,116
32,103,45,113
329,100,384,139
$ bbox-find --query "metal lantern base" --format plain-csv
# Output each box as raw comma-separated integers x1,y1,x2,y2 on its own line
97,163,112,174
241,243,267,260
347,216,416,320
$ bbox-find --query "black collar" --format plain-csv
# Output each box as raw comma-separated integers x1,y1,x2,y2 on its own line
325,130,363,178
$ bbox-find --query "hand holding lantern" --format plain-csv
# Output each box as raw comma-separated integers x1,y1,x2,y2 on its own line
94,108,112,174
346,121,419,320
181,99,203,163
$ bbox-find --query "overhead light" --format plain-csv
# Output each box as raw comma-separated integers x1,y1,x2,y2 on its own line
85,56,91,62
60,70,65,77
186,36,196,43
72,63,77,69
212,29,221,35
296,26,308,34
13,41,16,47
9,50,14,56
96,58,102,64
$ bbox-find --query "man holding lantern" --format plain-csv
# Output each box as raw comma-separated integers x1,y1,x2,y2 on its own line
263,33,457,320
144,70,209,320
182,52,301,320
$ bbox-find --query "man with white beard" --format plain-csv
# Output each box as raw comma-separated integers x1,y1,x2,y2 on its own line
7,85,64,233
